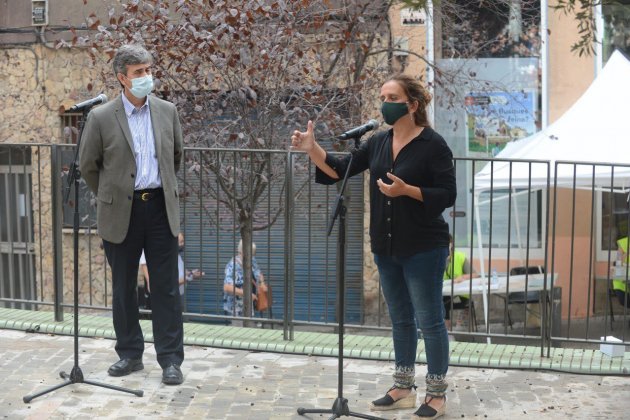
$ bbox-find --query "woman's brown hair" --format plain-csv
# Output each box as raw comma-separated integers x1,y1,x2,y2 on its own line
386,74,432,127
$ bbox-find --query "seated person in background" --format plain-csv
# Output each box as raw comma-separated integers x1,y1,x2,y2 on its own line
140,234,203,311
176,233,203,306
613,236,630,307
223,240,264,318
443,234,476,329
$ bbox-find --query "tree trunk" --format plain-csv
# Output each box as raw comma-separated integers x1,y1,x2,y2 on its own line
240,227,254,327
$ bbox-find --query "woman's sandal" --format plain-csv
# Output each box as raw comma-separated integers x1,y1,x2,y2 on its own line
411,395,447,419
368,385,417,411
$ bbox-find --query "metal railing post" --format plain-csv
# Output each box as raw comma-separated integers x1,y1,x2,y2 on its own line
51,145,64,321
284,151,294,340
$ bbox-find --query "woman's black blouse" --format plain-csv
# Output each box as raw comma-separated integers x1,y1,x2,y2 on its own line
315,127,456,257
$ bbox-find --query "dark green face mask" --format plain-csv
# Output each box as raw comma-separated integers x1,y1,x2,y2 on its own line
380,101,409,125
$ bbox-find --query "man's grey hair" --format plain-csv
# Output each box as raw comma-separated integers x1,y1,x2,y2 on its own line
112,44,153,77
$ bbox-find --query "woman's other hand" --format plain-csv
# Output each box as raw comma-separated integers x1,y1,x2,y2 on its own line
377,172,408,197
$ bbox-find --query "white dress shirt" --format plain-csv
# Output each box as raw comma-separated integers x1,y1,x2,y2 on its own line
121,94,161,190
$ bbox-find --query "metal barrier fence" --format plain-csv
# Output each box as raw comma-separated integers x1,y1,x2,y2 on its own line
1,143,629,350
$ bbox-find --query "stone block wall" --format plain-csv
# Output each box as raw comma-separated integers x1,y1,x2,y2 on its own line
1,45,113,312
0,46,110,143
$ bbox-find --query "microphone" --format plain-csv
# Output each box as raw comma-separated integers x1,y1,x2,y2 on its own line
68,94,108,112
338,119,380,140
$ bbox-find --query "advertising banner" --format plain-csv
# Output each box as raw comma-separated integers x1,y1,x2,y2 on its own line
465,91,537,157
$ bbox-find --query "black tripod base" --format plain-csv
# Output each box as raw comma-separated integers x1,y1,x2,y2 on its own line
23,366,143,403
297,397,384,420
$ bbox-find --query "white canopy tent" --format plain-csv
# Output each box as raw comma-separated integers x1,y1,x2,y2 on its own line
471,50,630,278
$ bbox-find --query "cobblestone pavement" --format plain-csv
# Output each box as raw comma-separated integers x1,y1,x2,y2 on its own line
1,329,629,419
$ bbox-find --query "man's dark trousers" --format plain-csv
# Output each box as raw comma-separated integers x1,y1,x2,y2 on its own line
102,190,184,368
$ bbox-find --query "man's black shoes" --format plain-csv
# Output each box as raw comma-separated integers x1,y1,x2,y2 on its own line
107,358,144,377
107,358,182,385
162,363,183,385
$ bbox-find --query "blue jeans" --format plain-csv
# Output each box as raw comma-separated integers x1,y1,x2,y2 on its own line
375,247,449,392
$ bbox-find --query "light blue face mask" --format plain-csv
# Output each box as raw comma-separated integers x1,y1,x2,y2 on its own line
129,75,154,98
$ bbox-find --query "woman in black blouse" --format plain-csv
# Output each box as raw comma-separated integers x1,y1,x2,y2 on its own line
291,74,456,419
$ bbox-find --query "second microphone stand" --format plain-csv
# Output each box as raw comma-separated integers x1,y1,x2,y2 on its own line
297,137,382,420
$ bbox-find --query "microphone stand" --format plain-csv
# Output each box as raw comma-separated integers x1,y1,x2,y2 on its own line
297,136,382,420
23,105,143,403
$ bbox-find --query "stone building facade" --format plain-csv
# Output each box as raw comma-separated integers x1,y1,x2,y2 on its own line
1,44,112,310
1,2,134,311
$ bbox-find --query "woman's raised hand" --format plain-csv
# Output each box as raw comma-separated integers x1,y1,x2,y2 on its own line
291,120,316,152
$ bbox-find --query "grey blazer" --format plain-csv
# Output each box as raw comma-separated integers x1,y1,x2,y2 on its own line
79,94,183,244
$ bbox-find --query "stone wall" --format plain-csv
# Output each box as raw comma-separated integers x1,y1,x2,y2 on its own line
1,45,113,312
59,231,112,311
0,46,111,143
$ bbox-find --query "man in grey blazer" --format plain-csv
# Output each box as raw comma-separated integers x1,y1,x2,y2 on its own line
79,44,184,385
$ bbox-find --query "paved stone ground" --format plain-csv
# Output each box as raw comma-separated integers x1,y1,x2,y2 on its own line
1,329,629,419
